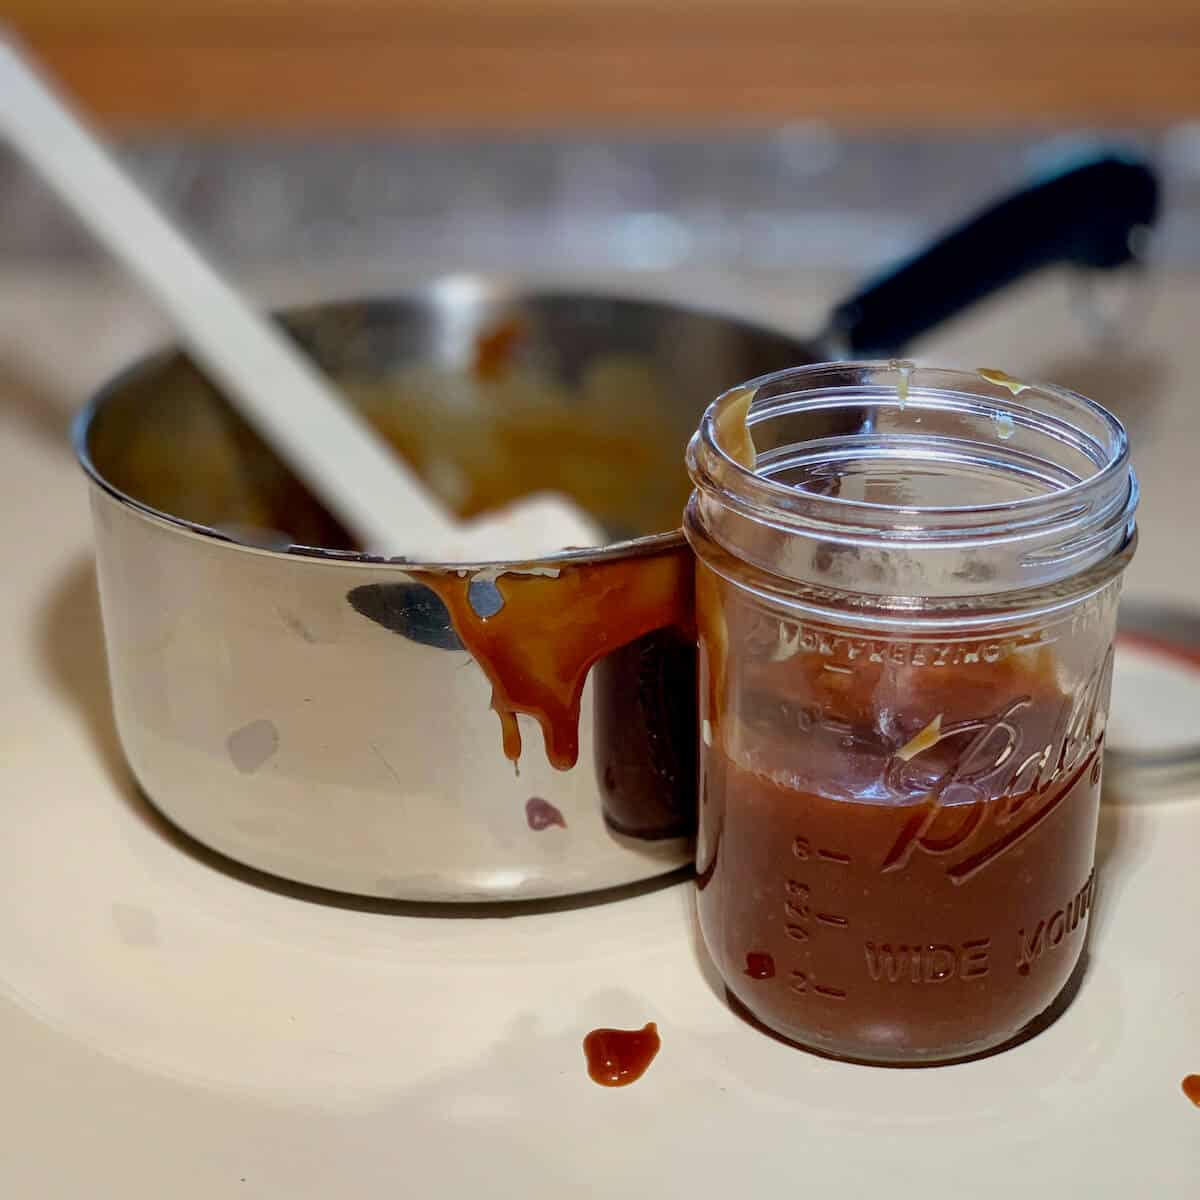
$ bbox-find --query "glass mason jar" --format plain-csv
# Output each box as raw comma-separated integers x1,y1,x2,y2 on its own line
684,363,1138,1065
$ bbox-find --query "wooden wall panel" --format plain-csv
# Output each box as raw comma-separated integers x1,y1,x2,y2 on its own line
5,1,1200,129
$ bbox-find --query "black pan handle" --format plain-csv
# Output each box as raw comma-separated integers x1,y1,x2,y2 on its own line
825,151,1160,356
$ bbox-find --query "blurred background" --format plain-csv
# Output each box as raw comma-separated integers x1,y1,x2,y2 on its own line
1,0,1199,592
3,0,1198,281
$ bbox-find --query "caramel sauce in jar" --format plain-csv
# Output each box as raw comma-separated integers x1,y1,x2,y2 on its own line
685,363,1137,1064
696,591,1110,1062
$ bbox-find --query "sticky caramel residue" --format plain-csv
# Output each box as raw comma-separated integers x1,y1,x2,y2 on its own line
696,559,730,746
715,385,757,470
472,319,525,381
361,360,693,535
697,387,757,751
423,546,693,770
893,359,915,409
895,713,944,762
1183,1075,1200,1107
977,368,1030,396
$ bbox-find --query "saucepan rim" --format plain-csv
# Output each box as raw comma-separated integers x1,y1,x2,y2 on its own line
74,283,805,570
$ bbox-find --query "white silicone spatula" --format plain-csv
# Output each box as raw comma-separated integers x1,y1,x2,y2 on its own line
0,38,602,561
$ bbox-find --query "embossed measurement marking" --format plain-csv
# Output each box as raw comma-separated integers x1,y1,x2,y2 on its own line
793,837,854,866
817,849,852,864
785,831,854,1003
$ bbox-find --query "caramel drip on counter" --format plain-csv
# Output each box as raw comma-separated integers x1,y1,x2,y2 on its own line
423,547,693,770
1183,1075,1200,1107
583,1023,661,1087
525,796,566,830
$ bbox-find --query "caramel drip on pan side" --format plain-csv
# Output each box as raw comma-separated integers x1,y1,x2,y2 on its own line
423,546,693,770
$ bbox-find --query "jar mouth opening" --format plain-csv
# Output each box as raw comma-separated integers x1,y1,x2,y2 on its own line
694,362,1131,531
686,362,1138,604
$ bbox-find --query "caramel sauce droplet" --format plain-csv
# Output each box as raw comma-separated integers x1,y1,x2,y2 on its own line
744,952,776,979
583,1022,661,1087
1183,1075,1200,1107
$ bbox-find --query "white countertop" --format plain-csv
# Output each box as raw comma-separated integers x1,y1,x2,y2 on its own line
1,264,1198,1196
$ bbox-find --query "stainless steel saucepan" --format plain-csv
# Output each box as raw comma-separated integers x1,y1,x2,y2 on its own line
76,153,1158,901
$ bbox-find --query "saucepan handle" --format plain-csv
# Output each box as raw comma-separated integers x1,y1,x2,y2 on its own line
824,151,1160,356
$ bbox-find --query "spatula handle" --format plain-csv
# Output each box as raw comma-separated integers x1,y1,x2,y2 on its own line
0,37,456,556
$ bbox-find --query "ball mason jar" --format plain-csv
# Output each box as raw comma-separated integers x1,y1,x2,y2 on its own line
684,362,1138,1065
